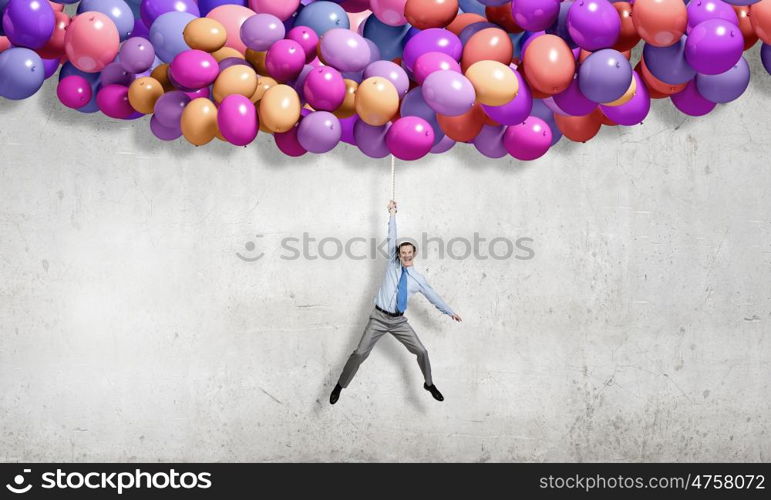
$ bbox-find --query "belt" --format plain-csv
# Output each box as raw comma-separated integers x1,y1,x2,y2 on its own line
375,305,403,317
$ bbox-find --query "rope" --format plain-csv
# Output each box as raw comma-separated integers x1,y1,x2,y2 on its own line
390,155,396,202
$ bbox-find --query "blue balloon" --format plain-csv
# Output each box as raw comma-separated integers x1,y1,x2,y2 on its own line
294,1,349,36
149,11,197,63
459,22,498,46
459,0,486,15
0,47,45,100
762,43,771,76
362,15,412,61
59,61,101,113
78,0,135,41
197,0,246,16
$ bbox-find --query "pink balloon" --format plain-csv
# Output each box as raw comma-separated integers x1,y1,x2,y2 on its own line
503,117,552,160
96,84,135,119
206,5,257,54
64,12,120,72
275,125,307,157
57,75,93,109
185,87,211,100
286,26,319,63
265,39,306,82
170,50,219,90
303,66,346,111
386,116,435,161
370,0,408,27
218,94,258,146
413,51,461,85
248,0,300,21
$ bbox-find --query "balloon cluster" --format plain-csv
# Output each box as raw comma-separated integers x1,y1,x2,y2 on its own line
1,0,771,161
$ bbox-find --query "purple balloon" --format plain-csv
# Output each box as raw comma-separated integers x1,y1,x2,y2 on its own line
354,120,391,158
140,0,199,27
218,57,250,72
643,37,695,85
319,28,371,73
413,51,461,85
473,124,507,158
482,68,533,125
599,71,650,126
365,39,381,64
431,135,456,154
762,43,771,75
42,57,59,79
720,0,760,4
339,115,357,145
150,114,182,141
2,0,55,49
170,49,219,89
131,18,151,40
363,60,409,97
0,47,45,99
240,13,285,51
386,116,435,161
553,76,596,116
685,18,744,75
421,70,476,117
671,80,717,116
218,94,258,146
578,49,633,103
695,56,750,103
512,0,561,32
402,28,462,72
687,0,738,34
504,117,552,160
100,61,134,86
153,90,190,128
266,39,306,82
567,0,620,51
297,111,341,153
303,66,346,111
400,87,444,145
286,26,319,63
119,37,157,74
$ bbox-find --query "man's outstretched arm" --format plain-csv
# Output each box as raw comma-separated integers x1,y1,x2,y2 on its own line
420,281,462,322
387,200,397,261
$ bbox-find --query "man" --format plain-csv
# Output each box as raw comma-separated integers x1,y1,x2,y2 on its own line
330,200,462,405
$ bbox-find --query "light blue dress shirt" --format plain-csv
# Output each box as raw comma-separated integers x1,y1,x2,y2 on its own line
374,214,455,316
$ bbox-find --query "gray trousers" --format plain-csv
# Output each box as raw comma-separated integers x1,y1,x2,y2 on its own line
337,307,432,388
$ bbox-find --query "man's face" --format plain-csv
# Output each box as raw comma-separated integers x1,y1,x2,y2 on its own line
399,245,415,266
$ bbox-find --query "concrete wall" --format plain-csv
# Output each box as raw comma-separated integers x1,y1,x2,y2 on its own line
1,52,769,463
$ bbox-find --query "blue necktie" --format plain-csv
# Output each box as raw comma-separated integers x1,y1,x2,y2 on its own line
396,267,408,312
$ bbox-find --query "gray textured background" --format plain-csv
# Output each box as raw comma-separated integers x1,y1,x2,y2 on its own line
1,52,769,462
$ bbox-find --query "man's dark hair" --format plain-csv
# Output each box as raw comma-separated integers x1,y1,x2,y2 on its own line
396,241,417,260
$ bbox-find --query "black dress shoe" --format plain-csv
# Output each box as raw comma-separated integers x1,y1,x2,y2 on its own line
329,384,342,405
423,383,444,401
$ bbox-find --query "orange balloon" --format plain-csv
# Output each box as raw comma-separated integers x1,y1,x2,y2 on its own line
612,2,641,52
554,109,603,143
259,84,301,133
486,4,523,33
128,77,164,114
750,0,771,45
211,46,245,62
733,6,759,50
181,98,219,146
461,27,513,71
150,64,175,92
183,18,227,53
405,0,458,29
632,0,687,47
437,104,485,142
465,60,518,106
522,34,575,95
638,58,687,96
213,64,258,102
245,49,268,75
355,77,399,126
333,79,359,118
446,13,487,36
250,76,277,103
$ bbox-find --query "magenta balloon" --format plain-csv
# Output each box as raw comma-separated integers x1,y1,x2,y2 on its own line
552,77,596,116
303,66,346,111
354,120,391,158
57,75,93,109
150,114,182,140
96,84,135,119
266,39,306,82
402,28,462,72
686,0,738,34
169,50,219,89
319,28,372,73
287,26,320,63
512,0,561,32
670,80,717,116
481,69,533,125
599,72,650,126
386,116,435,161
274,125,307,157
218,94,258,146
413,51,461,85
363,60,409,96
684,19,743,75
185,87,210,100
566,0,620,51
421,70,476,116
503,116,552,161
473,124,507,158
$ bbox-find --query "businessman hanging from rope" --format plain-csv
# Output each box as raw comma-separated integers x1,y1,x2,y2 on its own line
330,158,462,405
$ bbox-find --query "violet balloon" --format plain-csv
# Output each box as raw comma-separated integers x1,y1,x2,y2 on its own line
150,114,182,140
153,90,190,128
762,43,771,75
671,80,717,116
473,124,507,158
686,0,738,34
566,0,620,51
363,60,409,97
553,77,596,116
512,0,561,32
100,61,134,86
421,70,476,117
481,69,533,125
599,71,650,126
354,120,391,158
431,135,456,154
240,13,285,51
0,47,45,99
642,37,695,85
695,56,750,103
2,0,55,49
297,110,342,153
685,19,744,75
140,0,199,27
339,115,356,145
320,28,371,73
386,116,435,161
119,37,157,74
218,94,258,146
303,66,346,111
402,28,462,72
578,49,633,103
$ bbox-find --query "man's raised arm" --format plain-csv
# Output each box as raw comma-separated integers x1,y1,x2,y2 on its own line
387,200,397,261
